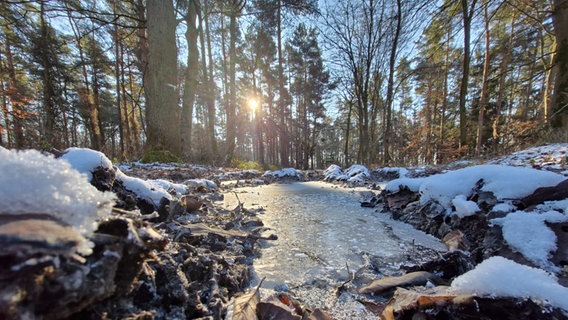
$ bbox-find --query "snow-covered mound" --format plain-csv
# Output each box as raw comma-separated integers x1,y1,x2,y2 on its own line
324,164,370,183
263,167,303,179
386,165,565,210
451,256,568,312
0,149,116,254
61,147,113,181
489,143,568,174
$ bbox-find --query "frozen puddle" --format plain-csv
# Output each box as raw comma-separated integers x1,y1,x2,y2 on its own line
221,181,446,319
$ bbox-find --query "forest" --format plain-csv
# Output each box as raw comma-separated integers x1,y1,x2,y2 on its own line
0,0,567,169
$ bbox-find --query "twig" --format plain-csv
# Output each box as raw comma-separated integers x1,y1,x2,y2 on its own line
336,263,354,296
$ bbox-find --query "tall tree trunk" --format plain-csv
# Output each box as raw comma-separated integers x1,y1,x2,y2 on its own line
475,0,490,157
494,13,514,149
39,2,59,148
201,1,219,161
3,37,24,148
181,0,200,159
551,0,568,131
112,0,125,158
344,99,352,167
458,0,477,151
144,0,180,155
277,0,290,166
224,1,239,165
384,0,402,166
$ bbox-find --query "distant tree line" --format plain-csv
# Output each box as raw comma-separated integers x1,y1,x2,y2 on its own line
0,0,566,168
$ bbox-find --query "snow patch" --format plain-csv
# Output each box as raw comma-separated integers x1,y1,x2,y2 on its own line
184,179,218,191
386,165,565,210
263,168,302,178
451,256,568,312
115,168,173,206
60,147,113,181
0,149,115,254
451,195,480,218
491,210,568,272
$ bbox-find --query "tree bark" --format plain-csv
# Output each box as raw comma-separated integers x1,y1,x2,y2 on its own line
551,0,568,132
458,0,477,151
475,0,490,157
144,0,180,156
181,0,200,160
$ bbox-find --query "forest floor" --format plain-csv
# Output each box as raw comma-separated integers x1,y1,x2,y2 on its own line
0,144,567,319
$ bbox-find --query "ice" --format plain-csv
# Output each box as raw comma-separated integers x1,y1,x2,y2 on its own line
451,256,568,312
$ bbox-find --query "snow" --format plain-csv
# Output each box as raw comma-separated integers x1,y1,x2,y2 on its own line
491,210,568,272
147,179,189,196
489,143,568,173
451,256,568,312
386,165,565,210
0,149,115,255
60,147,113,181
385,177,425,192
184,178,218,191
324,164,370,182
374,167,409,178
115,168,173,205
451,195,480,218
263,167,302,178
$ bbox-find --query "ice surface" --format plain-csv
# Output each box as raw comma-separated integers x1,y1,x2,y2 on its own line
491,210,568,272
451,256,568,312
221,181,445,319
0,149,115,254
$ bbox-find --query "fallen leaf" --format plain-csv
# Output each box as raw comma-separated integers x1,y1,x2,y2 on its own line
308,308,334,320
257,300,301,320
225,281,262,320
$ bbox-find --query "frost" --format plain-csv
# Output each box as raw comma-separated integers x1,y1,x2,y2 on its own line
0,149,115,255
491,210,568,272
451,256,568,312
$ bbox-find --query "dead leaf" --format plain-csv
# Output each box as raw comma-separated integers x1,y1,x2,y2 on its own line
380,287,460,318
359,271,438,294
308,308,334,320
256,300,301,320
442,230,470,251
225,280,263,320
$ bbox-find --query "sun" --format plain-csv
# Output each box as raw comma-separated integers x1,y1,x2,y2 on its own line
247,97,259,112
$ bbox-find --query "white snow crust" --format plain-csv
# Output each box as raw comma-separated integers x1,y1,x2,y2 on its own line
61,147,113,181
491,210,568,272
451,256,568,312
0,149,115,254
451,195,480,218
263,167,302,178
386,165,565,209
